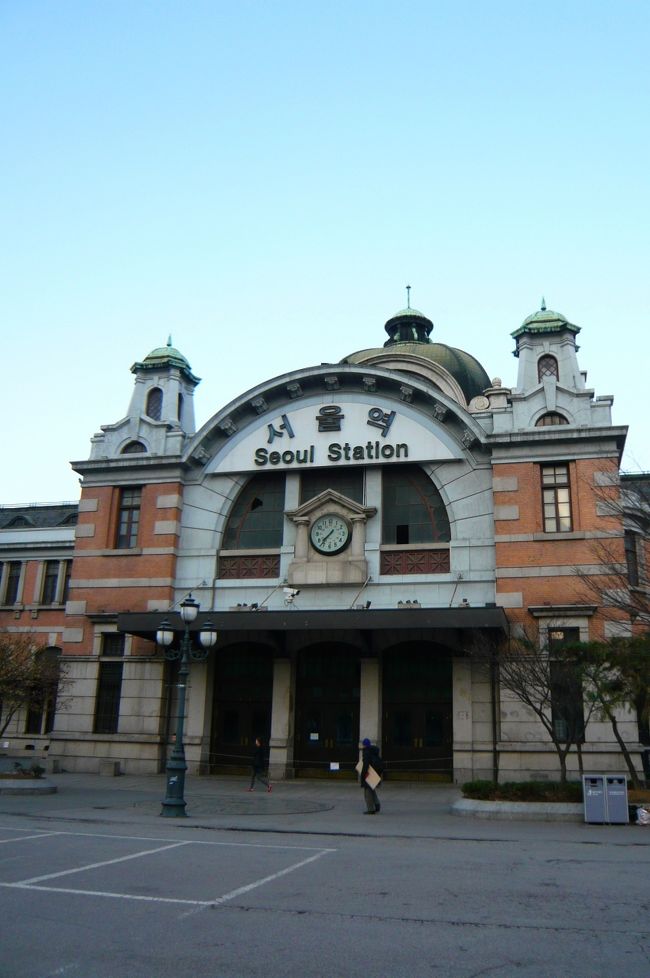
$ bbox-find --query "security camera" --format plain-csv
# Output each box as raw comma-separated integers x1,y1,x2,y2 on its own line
283,587,300,597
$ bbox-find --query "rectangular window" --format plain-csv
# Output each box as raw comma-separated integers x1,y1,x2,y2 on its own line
61,560,72,602
541,464,572,532
41,560,60,604
624,530,640,587
548,627,584,743
101,633,125,657
116,487,142,549
25,698,45,735
4,561,22,604
93,662,123,734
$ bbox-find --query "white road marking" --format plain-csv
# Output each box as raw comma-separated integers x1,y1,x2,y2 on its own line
211,848,333,905
0,824,334,851
2,882,213,905
0,832,62,844
14,841,192,885
0,844,335,908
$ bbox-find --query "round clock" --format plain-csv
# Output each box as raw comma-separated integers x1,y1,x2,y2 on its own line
309,513,351,555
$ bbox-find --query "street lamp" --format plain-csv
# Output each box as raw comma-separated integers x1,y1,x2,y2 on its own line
156,594,218,817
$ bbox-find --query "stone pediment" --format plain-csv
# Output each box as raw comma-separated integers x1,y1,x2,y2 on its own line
286,489,376,523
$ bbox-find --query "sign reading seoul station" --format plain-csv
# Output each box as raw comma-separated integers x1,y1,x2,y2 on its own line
209,398,459,475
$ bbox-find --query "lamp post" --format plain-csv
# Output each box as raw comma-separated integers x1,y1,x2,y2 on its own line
156,594,217,817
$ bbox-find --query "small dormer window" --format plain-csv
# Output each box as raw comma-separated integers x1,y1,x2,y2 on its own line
121,441,147,454
538,355,558,381
146,387,163,420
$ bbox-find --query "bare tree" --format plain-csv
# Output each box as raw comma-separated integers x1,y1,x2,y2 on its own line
467,630,600,784
577,472,650,626
0,632,69,738
577,635,650,788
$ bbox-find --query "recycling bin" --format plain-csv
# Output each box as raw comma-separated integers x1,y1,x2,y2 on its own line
583,775,606,823
604,775,629,824
583,774,629,823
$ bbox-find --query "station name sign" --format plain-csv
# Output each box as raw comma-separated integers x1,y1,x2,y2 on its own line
209,400,458,475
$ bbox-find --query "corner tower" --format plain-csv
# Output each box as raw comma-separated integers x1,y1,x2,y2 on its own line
89,338,200,459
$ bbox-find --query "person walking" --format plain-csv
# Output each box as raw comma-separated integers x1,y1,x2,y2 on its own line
248,736,272,792
359,737,383,814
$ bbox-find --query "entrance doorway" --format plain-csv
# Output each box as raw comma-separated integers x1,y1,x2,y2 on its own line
295,643,360,777
382,644,453,780
210,643,273,773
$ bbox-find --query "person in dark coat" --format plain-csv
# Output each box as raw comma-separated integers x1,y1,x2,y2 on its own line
359,737,383,813
248,736,272,792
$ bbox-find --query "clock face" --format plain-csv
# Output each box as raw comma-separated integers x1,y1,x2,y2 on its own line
310,513,351,555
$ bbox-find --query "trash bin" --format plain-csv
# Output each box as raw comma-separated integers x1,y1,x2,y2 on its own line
583,774,629,824
604,775,629,824
583,775,606,823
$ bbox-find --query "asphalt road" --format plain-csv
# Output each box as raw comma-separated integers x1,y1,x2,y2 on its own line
0,776,648,977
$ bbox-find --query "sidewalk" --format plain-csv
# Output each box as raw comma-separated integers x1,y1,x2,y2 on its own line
0,771,460,835
0,770,633,841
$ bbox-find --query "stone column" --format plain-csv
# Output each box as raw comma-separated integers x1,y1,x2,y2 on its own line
293,518,310,560
269,657,294,779
350,515,366,559
452,657,474,784
359,657,381,747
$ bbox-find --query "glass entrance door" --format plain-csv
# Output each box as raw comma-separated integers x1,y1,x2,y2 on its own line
382,645,453,779
295,644,360,776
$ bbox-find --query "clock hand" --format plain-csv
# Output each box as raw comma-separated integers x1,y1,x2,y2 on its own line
321,529,335,543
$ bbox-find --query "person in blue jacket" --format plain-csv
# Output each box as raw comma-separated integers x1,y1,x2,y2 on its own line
359,737,383,813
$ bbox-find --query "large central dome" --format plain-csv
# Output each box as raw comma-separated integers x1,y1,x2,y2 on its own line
341,304,491,404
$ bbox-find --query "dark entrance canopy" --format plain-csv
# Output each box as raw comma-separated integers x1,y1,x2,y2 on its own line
118,605,508,654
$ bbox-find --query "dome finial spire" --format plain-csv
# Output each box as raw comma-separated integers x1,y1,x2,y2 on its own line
540,297,546,311
167,335,173,347
406,284,411,309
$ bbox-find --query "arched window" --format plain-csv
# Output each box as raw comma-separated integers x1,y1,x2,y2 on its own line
538,355,558,381
223,473,286,550
300,468,364,504
177,392,184,423
382,466,450,544
536,412,569,427
146,387,163,420
121,440,147,454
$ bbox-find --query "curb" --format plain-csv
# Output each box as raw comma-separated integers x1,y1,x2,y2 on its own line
0,779,58,795
451,798,583,821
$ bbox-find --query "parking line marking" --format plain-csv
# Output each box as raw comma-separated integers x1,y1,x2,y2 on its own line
211,848,333,905
2,882,212,905
0,832,63,844
0,845,335,908
14,841,192,885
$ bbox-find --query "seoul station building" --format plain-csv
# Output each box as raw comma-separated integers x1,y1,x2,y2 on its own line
0,300,643,782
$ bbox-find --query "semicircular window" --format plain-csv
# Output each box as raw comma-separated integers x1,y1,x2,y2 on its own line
121,441,147,454
382,465,450,544
535,412,569,427
223,473,286,550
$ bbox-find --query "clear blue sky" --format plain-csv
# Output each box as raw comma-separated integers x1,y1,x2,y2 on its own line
1,1,648,504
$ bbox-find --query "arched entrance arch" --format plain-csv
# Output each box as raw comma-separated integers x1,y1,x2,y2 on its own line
381,642,453,780
209,641,274,772
294,641,361,776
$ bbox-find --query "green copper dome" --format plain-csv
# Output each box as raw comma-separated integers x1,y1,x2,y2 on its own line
512,300,580,338
131,337,200,384
342,304,491,402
